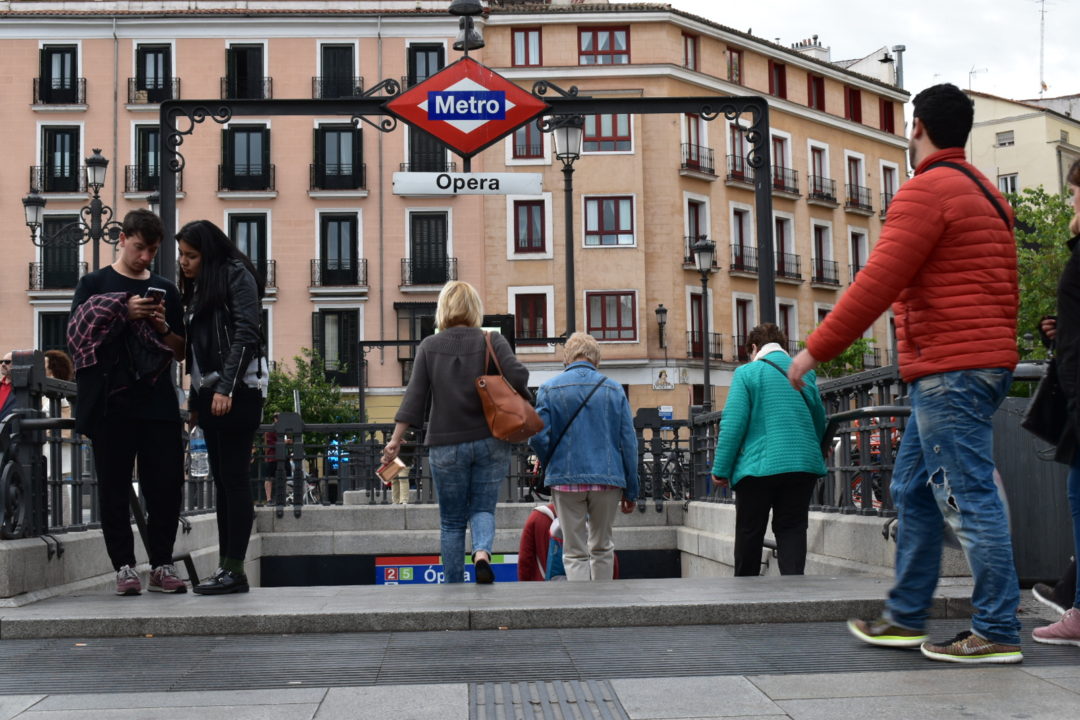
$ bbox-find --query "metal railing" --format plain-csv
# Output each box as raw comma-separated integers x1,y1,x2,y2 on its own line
401,257,457,286
309,162,366,191
685,331,722,360
309,258,368,287
28,261,88,290
399,159,457,173
812,258,840,285
33,77,86,104
849,263,864,283
845,183,874,213
220,76,273,99
726,154,753,183
218,164,276,192
683,236,719,267
730,244,758,273
776,252,802,280
771,165,799,194
29,165,86,194
126,77,180,104
513,144,544,159
312,76,364,99
732,334,751,362
880,191,894,219
125,165,183,194
808,175,837,203
681,143,715,175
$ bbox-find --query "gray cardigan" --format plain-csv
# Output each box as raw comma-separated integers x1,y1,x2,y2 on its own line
395,327,531,446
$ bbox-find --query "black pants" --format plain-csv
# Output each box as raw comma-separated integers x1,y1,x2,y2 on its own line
204,426,257,563
92,417,184,570
733,473,818,576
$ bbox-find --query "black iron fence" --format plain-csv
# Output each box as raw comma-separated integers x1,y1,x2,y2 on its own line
685,331,722,361
312,76,365,99
808,175,837,203
125,165,184,194
845,183,873,213
771,165,799,194
127,77,181,104
681,143,715,175
310,257,368,287
310,162,366,191
401,257,457,286
34,77,86,104
730,244,758,273
29,165,86,194
28,261,88,290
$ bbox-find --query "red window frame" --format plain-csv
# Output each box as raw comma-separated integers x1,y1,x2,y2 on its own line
879,98,895,133
513,200,545,253
844,87,862,122
583,114,631,152
515,293,547,343
807,74,825,111
511,27,542,67
578,26,630,65
682,32,698,70
584,196,635,246
769,60,787,98
586,291,637,341
512,122,544,159
727,48,743,84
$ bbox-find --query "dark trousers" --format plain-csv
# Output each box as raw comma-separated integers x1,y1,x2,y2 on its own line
204,427,257,563
92,417,184,570
733,473,818,576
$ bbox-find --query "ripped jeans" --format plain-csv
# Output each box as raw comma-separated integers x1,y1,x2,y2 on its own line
884,368,1021,645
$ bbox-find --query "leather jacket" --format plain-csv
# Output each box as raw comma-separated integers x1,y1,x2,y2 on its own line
185,259,263,398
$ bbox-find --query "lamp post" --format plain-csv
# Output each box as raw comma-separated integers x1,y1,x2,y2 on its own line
692,238,716,413
23,148,122,271
552,116,583,334
655,303,668,367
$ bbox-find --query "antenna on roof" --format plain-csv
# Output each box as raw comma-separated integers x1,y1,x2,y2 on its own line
1037,0,1047,97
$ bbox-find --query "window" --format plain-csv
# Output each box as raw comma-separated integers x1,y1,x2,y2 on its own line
41,127,80,193
735,298,753,361
996,130,1015,147
515,293,548,344
1061,130,1070,144
39,312,71,353
225,44,266,99
38,45,78,104
39,215,81,289
408,128,449,172
686,199,707,261
777,303,795,345
135,44,172,103
221,126,271,191
313,124,363,189
586,292,636,341
817,307,831,324
512,28,541,67
579,26,629,65
807,74,825,111
727,48,743,84
732,209,751,250
879,98,895,133
320,213,359,285
729,123,751,180
409,212,450,285
811,146,827,179
882,165,898,214
312,309,359,386
772,136,788,169
513,200,545,253
844,87,862,122
813,225,837,284
230,214,268,284
775,216,792,259
317,44,359,98
584,197,634,246
512,122,544,159
998,173,1018,194
850,229,868,281
682,33,698,70
407,44,444,86
847,155,864,186
133,126,160,192
769,60,787,98
583,114,631,152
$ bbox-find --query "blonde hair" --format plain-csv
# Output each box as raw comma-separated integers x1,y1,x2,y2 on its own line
563,332,601,366
435,281,483,329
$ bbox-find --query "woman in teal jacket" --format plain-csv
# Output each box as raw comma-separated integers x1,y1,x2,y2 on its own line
711,323,827,576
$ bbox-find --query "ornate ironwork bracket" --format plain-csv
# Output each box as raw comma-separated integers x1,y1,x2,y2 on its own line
352,78,403,133
164,105,233,173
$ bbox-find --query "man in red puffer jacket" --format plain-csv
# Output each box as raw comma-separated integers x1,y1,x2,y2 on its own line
789,84,1022,665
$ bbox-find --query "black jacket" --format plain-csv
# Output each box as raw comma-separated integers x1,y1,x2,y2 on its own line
185,259,264,398
1053,234,1080,463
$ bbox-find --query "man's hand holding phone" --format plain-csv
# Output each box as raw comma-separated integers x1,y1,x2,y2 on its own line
130,287,169,334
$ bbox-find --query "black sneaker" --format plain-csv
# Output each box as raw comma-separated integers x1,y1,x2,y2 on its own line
474,556,494,584
1033,583,1069,616
193,569,249,595
847,617,927,648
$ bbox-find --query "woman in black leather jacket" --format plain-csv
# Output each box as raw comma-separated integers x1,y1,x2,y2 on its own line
177,220,266,595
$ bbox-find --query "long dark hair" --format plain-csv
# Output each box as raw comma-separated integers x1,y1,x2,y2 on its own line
176,220,265,317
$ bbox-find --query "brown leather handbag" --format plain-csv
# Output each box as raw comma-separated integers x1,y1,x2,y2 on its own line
475,331,544,443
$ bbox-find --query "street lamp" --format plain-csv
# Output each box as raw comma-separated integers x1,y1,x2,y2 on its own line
692,237,716,413
23,148,122,271
449,0,484,54
551,116,584,333
655,303,669,371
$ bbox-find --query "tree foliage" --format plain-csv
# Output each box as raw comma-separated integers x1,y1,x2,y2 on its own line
813,336,876,378
263,347,359,424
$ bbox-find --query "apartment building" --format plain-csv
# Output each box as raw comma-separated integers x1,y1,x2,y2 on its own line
0,0,908,421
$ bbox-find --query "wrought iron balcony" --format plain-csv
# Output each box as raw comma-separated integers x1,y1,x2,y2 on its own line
862,347,883,369
310,162,366,191
312,76,365,99
310,258,367,287
401,257,457,286
218,164,276,192
733,334,752,363
730,244,758,273
808,175,837,203
28,261,88,291
776,252,802,280
513,143,545,159
683,236,719,267
850,263,864,283
220,76,273,100
812,258,840,286
771,165,800,195
29,166,86,194
33,77,86,104
880,192,894,220
125,165,183,194
685,331,723,361
845,184,874,213
127,77,180,104
726,154,753,184
399,159,457,173
681,143,715,175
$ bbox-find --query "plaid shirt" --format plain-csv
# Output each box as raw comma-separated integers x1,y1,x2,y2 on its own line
67,292,170,372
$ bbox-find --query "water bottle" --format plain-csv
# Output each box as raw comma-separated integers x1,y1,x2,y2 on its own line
189,427,210,478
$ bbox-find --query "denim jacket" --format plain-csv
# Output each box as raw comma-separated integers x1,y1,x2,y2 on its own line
529,361,639,500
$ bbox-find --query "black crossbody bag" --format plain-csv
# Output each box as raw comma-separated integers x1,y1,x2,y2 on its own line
530,378,607,498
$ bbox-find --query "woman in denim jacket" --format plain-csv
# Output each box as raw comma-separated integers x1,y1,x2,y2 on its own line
530,332,638,581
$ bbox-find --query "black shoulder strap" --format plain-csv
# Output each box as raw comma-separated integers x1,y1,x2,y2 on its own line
542,377,607,468
759,356,814,418
925,160,1012,230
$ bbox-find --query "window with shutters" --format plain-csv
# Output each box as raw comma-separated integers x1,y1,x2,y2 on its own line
38,45,79,104
408,212,451,285
39,312,71,353
312,125,364,190
229,214,269,285
134,44,173,103
38,215,81,289
224,44,268,99
221,126,272,191
807,74,825,111
407,44,444,86
319,214,359,286
312,309,359,386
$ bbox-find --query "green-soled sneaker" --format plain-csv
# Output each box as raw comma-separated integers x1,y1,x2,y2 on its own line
920,630,1023,664
847,617,928,648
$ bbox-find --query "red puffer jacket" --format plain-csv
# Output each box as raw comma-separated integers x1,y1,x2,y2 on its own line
807,147,1018,382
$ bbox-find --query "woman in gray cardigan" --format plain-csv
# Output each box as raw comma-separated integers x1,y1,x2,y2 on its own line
381,281,529,583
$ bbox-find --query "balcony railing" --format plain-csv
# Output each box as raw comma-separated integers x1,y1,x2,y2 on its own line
513,144,545,159
310,162,366,191
399,159,457,173
310,258,368,287
776,252,802,280
726,154,753,184
28,261,88,290
218,164,276,192
312,76,365,99
681,143,715,175
401,74,439,90
733,334,751,363
845,184,874,213
685,331,723,361
850,263,864,283
771,165,799,194
29,165,86,194
730,244,758,273
127,77,180,104
220,76,273,100
401,257,457,286
683,236,720,267
812,258,840,285
862,347,883,369
33,77,86,104
125,165,183,193
808,175,837,203
880,192,894,220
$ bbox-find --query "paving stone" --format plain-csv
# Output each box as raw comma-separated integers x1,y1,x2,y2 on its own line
31,689,328,711
0,696,43,720
748,668,1060,700
774,685,1080,720
314,684,467,719
611,676,781,718
13,705,320,720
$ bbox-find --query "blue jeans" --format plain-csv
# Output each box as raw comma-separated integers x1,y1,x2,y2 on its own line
1069,455,1080,609
428,436,510,583
884,368,1021,645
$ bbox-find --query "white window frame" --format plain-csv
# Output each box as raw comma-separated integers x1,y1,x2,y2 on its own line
584,288,640,344
581,193,637,248
508,285,555,354
404,207,453,261
506,192,553,260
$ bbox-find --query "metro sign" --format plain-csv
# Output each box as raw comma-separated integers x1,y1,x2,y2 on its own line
385,57,550,158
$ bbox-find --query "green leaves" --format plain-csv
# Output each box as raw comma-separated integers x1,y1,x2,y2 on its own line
263,347,359,424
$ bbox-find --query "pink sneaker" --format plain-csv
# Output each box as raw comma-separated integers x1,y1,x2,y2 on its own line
115,565,141,596
1033,607,1080,647
148,564,187,593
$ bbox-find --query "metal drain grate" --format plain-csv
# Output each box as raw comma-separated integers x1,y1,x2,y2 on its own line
471,680,628,720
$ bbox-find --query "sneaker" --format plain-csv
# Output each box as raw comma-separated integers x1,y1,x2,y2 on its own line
847,617,928,648
115,565,141,596
1033,582,1069,616
920,630,1023,664
148,564,187,594
193,569,249,595
1033,608,1080,647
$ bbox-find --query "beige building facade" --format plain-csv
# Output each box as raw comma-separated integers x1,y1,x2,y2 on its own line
0,0,908,423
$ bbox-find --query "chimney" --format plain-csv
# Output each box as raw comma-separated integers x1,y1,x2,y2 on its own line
791,34,831,63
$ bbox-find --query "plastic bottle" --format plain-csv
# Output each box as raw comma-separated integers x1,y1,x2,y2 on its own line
189,426,210,478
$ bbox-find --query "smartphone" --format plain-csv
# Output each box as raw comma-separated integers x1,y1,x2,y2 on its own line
144,287,166,304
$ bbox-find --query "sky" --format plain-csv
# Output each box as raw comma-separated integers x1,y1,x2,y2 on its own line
667,0,1078,104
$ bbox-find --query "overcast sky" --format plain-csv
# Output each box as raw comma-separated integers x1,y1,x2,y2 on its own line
667,0,1078,104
